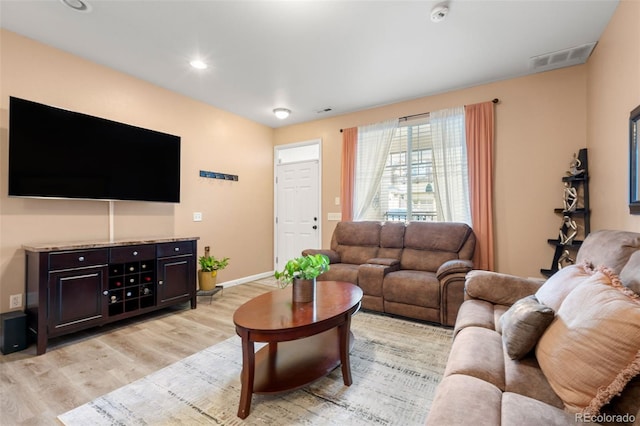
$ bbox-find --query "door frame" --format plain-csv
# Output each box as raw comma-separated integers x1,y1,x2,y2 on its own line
274,139,322,270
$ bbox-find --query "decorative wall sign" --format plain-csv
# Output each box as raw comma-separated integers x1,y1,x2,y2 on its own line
199,170,239,181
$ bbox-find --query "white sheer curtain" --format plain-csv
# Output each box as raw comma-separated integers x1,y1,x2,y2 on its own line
430,106,471,224
353,118,399,220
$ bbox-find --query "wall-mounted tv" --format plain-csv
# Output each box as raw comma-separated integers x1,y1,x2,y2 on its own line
8,97,181,203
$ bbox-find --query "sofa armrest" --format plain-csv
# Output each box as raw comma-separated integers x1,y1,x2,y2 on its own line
464,270,544,306
366,257,400,267
436,259,474,280
301,249,341,264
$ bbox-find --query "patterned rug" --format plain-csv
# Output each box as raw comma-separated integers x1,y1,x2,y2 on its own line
58,312,453,425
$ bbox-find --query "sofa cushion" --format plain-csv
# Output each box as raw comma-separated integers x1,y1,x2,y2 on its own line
317,263,359,284
337,245,379,265
500,295,554,360
535,262,593,312
379,221,405,248
332,220,381,246
576,230,640,275
399,222,472,272
501,393,586,425
383,270,440,308
536,267,640,415
444,326,505,390
504,351,564,408
620,251,640,294
426,374,503,426
404,221,471,252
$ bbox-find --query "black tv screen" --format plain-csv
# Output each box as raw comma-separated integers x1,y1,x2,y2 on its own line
8,97,181,203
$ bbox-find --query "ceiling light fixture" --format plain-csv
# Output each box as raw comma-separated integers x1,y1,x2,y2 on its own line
273,108,291,119
60,0,91,12
430,4,449,23
189,59,208,70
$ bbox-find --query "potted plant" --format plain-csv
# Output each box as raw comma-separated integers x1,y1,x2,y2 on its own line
198,247,229,291
274,254,330,302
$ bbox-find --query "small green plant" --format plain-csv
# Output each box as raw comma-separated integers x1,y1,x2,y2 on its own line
274,254,330,288
198,255,229,272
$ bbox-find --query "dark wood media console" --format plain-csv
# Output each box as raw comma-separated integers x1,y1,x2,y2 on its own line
23,237,199,355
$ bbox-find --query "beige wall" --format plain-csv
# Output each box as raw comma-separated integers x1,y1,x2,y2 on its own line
0,30,275,312
1,0,637,313
587,0,640,231
274,1,640,279
275,67,589,278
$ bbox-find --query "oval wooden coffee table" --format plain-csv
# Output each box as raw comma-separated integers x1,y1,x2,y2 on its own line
233,281,363,419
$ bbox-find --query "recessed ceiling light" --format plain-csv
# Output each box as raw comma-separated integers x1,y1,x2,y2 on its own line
60,0,91,12
189,59,208,70
273,108,291,119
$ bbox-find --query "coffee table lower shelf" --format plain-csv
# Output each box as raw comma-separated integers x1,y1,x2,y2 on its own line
250,328,355,394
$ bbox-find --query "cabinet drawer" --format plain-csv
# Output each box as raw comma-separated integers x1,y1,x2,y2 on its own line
157,241,193,258
110,245,155,263
49,249,109,270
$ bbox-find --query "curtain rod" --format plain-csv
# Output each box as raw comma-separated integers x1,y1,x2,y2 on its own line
339,98,499,132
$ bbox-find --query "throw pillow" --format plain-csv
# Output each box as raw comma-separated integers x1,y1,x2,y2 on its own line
500,295,555,360
535,267,640,415
535,262,594,311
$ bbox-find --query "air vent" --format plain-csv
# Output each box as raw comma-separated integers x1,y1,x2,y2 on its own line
316,108,332,114
529,42,597,73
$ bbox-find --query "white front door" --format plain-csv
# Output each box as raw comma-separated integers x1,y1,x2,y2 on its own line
275,160,320,270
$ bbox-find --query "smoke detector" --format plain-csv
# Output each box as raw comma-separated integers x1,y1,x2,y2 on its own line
430,4,449,23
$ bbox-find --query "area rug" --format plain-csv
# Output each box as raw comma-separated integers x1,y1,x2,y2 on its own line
58,312,453,425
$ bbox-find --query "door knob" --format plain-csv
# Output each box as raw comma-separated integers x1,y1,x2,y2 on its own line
313,225,318,229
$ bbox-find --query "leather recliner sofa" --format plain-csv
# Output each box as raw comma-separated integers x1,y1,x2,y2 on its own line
303,220,476,326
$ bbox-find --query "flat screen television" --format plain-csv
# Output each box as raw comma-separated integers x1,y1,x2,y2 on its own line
8,96,181,203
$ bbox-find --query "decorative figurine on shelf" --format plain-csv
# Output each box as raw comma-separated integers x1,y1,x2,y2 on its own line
110,295,117,304
563,182,578,212
567,152,585,176
557,249,575,270
559,215,578,245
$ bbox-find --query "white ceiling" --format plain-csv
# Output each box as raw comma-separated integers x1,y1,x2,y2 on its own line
0,0,619,128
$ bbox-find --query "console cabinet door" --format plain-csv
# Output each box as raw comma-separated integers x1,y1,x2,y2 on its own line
48,266,108,335
157,256,194,306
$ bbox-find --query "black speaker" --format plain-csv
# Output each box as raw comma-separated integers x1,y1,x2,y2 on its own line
1,311,27,354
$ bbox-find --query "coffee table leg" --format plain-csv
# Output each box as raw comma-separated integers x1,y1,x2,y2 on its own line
339,315,353,386
238,332,255,419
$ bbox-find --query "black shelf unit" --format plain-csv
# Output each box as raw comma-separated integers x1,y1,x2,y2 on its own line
541,149,590,277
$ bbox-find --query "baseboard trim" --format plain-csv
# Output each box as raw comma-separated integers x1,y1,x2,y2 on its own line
217,271,274,288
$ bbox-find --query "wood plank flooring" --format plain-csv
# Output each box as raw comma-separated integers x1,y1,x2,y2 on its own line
0,282,275,425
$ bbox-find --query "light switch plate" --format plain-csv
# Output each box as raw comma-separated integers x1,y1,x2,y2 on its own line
193,212,203,222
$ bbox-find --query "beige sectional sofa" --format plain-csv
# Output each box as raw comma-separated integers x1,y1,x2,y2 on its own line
426,230,640,425
303,220,476,326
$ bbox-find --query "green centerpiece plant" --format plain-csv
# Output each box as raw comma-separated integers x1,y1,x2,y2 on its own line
274,254,330,302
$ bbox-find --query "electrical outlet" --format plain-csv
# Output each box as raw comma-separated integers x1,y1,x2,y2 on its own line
9,294,22,309
193,212,203,222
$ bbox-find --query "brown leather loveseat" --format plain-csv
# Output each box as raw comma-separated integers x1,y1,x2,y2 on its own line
303,221,476,326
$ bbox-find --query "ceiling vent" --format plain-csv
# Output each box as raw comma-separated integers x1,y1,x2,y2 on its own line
529,42,597,73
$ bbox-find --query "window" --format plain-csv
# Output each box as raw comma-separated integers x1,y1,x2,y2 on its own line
355,107,470,224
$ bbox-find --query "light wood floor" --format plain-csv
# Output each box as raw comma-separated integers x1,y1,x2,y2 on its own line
0,282,275,425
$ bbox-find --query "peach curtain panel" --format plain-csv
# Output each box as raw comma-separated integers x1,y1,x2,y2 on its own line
465,101,495,271
341,127,358,221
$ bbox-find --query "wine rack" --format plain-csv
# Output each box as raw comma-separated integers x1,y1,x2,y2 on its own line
108,260,155,316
